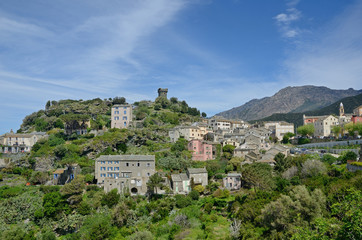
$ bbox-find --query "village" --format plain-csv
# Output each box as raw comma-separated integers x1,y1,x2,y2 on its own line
1,88,361,197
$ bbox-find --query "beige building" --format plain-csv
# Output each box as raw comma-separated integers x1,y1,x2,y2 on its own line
169,126,206,142
0,130,48,153
313,115,339,137
111,104,133,129
95,155,155,195
264,121,294,141
353,105,362,116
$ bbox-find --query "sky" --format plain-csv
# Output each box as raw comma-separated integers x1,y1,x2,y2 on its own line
1,0,362,134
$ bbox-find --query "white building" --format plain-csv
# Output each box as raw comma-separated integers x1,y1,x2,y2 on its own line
313,115,339,137
264,121,294,141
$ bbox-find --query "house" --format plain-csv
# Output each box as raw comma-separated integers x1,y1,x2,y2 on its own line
170,168,208,194
53,164,81,185
188,139,214,161
245,151,260,162
64,119,90,135
95,155,155,195
169,126,205,142
353,105,362,116
111,104,133,129
303,115,325,125
208,117,231,131
264,121,294,141
0,130,48,153
233,143,258,158
223,173,242,190
313,115,339,137
171,173,190,194
187,168,208,186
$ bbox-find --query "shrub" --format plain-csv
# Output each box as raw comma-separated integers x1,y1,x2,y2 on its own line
101,189,120,208
189,190,200,200
175,195,192,208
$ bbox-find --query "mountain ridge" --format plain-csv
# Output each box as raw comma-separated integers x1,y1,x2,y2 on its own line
216,85,362,121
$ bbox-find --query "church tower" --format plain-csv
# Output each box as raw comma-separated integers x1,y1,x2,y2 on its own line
339,102,345,116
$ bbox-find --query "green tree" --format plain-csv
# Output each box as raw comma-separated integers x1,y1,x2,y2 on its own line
147,173,163,195
297,124,315,136
101,189,120,208
332,125,342,137
241,163,275,191
274,153,290,173
43,191,70,219
60,175,86,206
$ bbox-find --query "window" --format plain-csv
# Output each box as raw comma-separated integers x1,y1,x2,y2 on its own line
101,161,105,164
114,116,119,120
137,163,140,167
115,107,119,109
108,161,112,164
115,167,119,171
126,163,129,167
114,111,119,114
147,163,151,167
124,122,127,127
108,167,113,171
147,172,151,177
124,110,127,114
123,106,127,109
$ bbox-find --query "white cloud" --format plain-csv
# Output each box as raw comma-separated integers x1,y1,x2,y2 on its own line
279,0,362,90
274,2,302,39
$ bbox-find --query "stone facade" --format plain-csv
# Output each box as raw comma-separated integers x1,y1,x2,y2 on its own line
158,88,168,98
169,126,206,142
0,131,48,153
53,164,81,185
111,104,133,129
170,168,208,194
95,155,155,195
264,121,294,141
353,105,362,116
313,115,339,137
223,173,242,190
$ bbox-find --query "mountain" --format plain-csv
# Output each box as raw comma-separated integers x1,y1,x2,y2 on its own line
216,86,362,121
254,92,362,127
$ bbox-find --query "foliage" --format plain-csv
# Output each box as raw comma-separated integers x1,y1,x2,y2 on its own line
147,173,164,195
175,195,192,208
101,189,120,208
261,185,326,233
274,153,290,173
297,124,315,136
241,163,275,191
189,190,200,200
194,185,205,194
301,159,327,178
60,175,86,206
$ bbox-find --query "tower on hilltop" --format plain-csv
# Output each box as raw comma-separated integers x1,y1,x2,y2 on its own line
339,102,345,116
158,88,168,98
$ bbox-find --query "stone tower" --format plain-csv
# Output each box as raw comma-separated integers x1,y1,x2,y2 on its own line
158,88,168,98
339,102,345,116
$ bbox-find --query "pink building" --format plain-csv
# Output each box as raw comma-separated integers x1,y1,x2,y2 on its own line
188,139,213,161
351,116,362,124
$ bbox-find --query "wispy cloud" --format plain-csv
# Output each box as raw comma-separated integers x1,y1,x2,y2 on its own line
274,0,302,38
279,0,362,90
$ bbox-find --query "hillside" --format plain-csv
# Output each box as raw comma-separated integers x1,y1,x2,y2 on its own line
216,86,362,121
255,92,362,127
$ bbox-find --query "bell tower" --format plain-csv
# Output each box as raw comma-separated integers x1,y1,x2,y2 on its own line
339,102,345,117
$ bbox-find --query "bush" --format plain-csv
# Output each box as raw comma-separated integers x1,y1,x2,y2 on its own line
189,190,200,200
101,189,120,208
194,185,205,194
175,195,192,208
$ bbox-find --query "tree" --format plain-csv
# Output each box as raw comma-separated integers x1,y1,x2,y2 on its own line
241,163,275,191
60,175,86,206
301,160,327,178
101,189,120,208
223,144,236,160
261,185,326,233
282,132,295,144
274,153,290,173
332,125,342,137
147,173,163,195
297,124,315,136
202,112,207,118
112,97,126,105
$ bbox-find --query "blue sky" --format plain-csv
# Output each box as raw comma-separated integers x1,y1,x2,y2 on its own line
1,0,362,134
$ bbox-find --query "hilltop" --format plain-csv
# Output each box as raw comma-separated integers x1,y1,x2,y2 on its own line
216,86,362,121
254,92,362,126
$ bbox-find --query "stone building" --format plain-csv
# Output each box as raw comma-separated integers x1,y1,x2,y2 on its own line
170,168,208,194
169,126,206,142
223,173,242,190
0,130,48,153
158,88,168,98
313,115,339,137
95,155,155,195
111,104,133,129
264,121,294,141
53,164,81,185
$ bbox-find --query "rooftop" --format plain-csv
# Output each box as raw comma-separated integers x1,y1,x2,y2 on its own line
96,155,155,161
187,167,207,174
